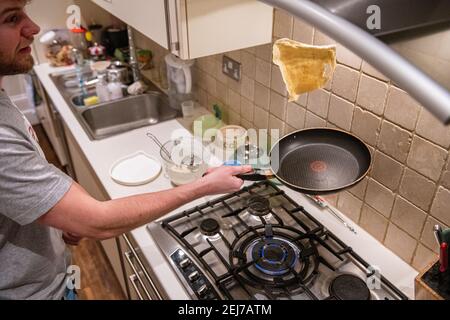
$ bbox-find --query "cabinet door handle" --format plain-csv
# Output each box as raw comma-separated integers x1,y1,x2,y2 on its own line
129,274,144,300
122,234,163,300
124,251,152,300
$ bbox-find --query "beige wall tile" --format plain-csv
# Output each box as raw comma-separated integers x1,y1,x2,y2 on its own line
360,205,389,242
361,61,389,81
286,102,306,129
269,115,286,137
336,45,362,70
313,30,334,45
240,118,253,130
356,75,388,115
331,65,360,102
351,107,381,146
273,9,293,38
371,151,403,191
240,75,255,102
407,136,447,182
336,191,363,223
228,109,241,126
296,93,308,107
416,108,450,149
307,89,330,119
328,95,354,131
227,76,241,93
205,73,217,97
255,58,271,87
391,196,427,239
269,91,287,121
399,168,436,211
384,87,421,131
194,87,207,107
421,216,448,253
271,64,288,96
226,50,241,62
305,111,326,128
441,168,450,190
365,179,395,218
253,106,269,129
348,176,368,200
216,81,228,105
412,244,438,272
430,187,450,226
255,43,272,62
377,121,412,163
240,97,254,123
241,50,256,79
292,18,314,44
254,82,270,111
384,223,418,264
227,89,241,113
285,124,297,134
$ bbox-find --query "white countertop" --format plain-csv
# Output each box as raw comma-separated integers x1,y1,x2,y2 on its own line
34,63,419,300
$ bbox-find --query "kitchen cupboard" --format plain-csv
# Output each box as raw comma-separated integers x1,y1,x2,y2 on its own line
91,0,273,59
62,124,127,297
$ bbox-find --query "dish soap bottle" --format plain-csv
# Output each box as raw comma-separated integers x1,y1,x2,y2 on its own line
107,72,124,100
96,72,110,103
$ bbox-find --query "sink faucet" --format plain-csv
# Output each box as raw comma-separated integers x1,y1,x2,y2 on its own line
127,25,141,83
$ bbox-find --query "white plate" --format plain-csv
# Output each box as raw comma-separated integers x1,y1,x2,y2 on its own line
110,151,162,186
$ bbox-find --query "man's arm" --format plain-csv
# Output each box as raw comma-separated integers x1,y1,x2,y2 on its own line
38,166,252,240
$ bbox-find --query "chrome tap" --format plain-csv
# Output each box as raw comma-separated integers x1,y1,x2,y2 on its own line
127,25,141,83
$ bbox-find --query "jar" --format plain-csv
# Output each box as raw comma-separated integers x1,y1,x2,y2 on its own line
70,28,88,57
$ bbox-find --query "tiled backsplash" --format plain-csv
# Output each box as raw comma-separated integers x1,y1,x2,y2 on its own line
82,3,449,272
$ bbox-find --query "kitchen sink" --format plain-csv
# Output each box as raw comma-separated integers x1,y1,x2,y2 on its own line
49,69,180,140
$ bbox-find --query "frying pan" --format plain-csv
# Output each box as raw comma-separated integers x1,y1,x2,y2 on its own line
237,128,372,195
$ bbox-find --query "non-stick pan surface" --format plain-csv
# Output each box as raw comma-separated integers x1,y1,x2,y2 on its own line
241,128,372,195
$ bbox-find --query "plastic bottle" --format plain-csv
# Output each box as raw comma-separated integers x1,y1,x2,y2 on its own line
96,72,110,103
107,72,124,100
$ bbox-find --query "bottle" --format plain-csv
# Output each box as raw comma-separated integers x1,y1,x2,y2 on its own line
96,72,110,103
107,72,124,100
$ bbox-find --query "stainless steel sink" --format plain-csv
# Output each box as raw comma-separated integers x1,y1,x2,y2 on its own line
49,69,180,140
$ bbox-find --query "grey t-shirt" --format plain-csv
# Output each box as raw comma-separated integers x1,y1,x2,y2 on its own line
0,90,73,300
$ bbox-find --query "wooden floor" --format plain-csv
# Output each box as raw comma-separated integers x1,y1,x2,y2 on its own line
34,125,126,300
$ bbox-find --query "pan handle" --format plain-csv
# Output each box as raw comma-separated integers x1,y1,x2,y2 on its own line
236,169,274,181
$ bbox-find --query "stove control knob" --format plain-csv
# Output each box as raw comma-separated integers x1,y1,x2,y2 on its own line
179,258,191,269
188,271,200,282
197,285,208,297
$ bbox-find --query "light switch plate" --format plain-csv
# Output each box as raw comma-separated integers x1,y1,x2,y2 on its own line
222,55,241,82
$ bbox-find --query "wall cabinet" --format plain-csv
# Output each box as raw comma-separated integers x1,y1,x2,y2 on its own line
91,0,273,59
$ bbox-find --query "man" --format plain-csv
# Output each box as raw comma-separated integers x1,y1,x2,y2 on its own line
0,0,252,300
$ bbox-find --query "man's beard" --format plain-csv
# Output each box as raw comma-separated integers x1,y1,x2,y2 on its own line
0,52,34,76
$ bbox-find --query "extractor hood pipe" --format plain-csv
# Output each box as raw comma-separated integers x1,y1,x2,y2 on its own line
259,0,450,124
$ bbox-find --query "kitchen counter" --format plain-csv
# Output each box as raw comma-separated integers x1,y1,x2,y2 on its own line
34,63,418,300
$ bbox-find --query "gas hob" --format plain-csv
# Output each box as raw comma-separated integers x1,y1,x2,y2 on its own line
147,181,408,300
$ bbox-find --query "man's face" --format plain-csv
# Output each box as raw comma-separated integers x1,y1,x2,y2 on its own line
0,0,40,76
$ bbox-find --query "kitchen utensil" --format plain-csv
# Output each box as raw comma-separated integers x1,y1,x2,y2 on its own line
110,151,161,186
236,128,372,195
307,195,357,234
147,133,208,185
440,242,448,273
146,133,171,160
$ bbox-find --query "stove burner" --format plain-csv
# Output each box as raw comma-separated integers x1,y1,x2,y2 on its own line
329,274,371,300
200,218,220,236
252,239,297,276
246,195,271,216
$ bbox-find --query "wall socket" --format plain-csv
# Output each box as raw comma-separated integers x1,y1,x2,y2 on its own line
222,55,241,81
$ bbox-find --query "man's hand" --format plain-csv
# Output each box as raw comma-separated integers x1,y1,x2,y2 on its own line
62,232,83,246
199,165,253,195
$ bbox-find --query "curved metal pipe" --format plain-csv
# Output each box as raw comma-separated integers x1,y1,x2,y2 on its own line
259,0,450,124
